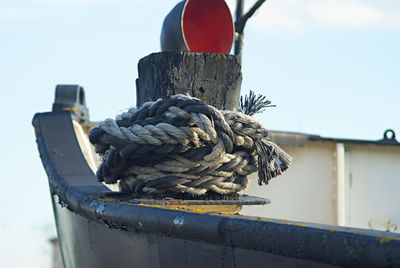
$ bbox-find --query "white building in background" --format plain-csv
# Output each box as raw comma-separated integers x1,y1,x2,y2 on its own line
243,129,400,233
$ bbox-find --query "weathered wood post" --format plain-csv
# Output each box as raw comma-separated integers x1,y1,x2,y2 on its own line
136,51,242,110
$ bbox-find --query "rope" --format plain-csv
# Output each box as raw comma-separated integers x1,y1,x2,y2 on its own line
89,94,292,196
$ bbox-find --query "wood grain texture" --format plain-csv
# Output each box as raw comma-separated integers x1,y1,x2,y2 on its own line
136,51,242,111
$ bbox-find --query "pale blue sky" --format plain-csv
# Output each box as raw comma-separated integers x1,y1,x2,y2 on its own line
1,0,399,267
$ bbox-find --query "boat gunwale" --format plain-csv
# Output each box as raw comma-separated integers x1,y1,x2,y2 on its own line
33,110,400,267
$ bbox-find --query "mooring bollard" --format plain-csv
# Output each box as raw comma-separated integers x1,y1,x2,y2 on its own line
136,51,242,110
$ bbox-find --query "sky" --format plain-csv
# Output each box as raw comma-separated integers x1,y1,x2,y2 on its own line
0,0,399,267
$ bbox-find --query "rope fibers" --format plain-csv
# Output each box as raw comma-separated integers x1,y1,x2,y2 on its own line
89,94,291,196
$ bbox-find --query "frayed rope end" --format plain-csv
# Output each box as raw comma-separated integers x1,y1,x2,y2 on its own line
256,139,292,186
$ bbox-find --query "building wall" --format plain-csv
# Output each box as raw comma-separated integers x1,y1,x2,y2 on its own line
243,139,400,233
242,141,337,225
345,144,400,232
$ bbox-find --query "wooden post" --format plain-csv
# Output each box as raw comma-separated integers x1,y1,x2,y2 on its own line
136,51,242,111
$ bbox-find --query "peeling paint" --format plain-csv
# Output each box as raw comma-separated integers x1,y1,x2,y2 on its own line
379,236,396,244
173,216,185,227
100,197,120,203
137,203,168,209
33,120,40,135
353,231,366,235
59,200,69,208
89,199,99,208
256,217,270,222
95,202,105,219
61,106,78,112
135,202,241,215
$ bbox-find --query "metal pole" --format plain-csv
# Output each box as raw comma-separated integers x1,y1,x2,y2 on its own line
234,0,244,62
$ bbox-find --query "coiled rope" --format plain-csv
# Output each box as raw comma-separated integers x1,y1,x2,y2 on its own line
89,94,291,196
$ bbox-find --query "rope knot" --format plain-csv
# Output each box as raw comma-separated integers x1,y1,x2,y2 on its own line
89,94,291,196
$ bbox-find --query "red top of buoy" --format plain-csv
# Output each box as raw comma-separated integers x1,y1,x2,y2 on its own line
182,0,234,54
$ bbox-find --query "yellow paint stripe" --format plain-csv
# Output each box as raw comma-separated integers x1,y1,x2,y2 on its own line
61,106,78,111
